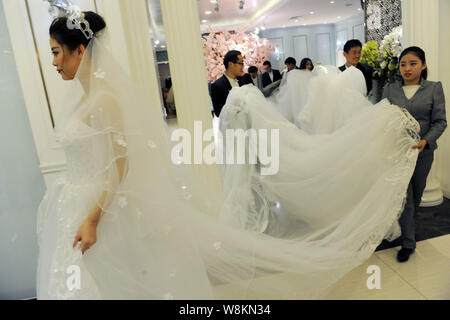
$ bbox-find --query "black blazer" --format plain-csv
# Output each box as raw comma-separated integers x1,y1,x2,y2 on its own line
210,75,233,117
262,69,282,88
339,63,373,94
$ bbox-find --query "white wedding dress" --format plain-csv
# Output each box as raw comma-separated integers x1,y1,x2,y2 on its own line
37,29,420,300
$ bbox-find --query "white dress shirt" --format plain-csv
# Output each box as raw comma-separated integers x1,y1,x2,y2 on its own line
225,74,240,88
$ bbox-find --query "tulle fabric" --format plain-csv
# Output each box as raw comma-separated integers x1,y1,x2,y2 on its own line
37,29,420,300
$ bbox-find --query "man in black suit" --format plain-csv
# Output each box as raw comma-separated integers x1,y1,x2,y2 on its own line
210,50,244,117
261,61,282,88
339,39,373,95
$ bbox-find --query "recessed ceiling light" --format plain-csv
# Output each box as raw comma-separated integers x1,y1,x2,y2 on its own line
205,11,212,14
337,16,341,19
201,19,208,23
330,1,335,3
303,24,307,26
310,11,314,14
210,0,217,3
357,8,362,11
261,26,266,30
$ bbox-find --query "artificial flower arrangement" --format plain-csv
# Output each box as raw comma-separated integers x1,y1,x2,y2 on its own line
360,26,403,83
202,25,276,82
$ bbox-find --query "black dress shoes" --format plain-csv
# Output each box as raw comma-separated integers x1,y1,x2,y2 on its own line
397,248,415,263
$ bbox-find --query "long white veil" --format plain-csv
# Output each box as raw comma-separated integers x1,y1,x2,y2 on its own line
44,29,421,299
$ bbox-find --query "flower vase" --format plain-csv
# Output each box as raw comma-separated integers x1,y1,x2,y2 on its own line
369,78,386,104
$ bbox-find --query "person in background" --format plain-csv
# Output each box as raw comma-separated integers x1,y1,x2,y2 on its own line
262,60,282,88
238,66,261,89
210,50,244,117
299,58,314,71
283,57,297,79
339,39,373,95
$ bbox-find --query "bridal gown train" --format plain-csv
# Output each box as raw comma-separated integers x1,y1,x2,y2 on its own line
36,30,420,299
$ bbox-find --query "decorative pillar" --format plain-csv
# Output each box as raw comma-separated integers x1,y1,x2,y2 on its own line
402,0,444,206
160,0,223,214
98,0,164,119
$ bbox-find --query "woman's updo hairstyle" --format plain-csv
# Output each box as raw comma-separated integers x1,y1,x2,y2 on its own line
49,11,106,52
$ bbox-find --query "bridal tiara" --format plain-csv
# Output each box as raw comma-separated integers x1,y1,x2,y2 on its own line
44,0,94,40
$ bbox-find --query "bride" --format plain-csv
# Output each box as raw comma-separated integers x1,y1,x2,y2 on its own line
37,4,420,300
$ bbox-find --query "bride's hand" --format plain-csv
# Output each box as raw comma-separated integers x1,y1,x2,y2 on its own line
412,139,427,153
73,218,98,255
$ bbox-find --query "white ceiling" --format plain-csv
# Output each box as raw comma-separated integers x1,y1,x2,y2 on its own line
148,0,363,49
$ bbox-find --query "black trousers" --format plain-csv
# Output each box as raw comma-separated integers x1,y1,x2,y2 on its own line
399,149,434,249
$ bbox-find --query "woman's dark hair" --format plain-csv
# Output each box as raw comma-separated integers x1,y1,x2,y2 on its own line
399,46,428,80
299,58,314,70
49,11,106,52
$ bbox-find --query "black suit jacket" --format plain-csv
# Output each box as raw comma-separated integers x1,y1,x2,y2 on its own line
262,69,282,88
339,63,373,94
210,75,235,117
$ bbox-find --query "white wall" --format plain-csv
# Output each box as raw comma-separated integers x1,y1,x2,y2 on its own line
0,0,46,299
334,13,365,67
260,13,365,70
260,24,337,70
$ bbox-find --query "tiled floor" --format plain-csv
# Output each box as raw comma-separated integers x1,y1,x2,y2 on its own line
213,235,450,300
324,234,450,299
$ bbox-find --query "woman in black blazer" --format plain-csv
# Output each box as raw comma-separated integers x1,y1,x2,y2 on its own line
382,46,447,262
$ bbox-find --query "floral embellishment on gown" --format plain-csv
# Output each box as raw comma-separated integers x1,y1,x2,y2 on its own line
148,140,157,149
93,68,106,79
163,292,174,300
118,196,128,208
113,134,127,147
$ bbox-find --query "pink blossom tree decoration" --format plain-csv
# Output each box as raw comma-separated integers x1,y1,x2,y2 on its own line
202,25,276,82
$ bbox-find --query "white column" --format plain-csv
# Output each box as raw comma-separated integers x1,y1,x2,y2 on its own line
402,0,444,206
160,0,223,213
98,0,164,119
435,0,450,199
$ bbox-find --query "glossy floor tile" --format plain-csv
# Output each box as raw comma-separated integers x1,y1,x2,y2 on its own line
213,235,450,300
375,235,450,299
